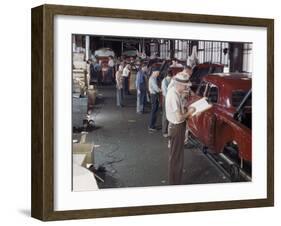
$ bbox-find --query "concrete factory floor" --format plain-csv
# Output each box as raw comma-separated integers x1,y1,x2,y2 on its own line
73,85,230,189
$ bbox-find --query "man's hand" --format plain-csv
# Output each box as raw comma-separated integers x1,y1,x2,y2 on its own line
186,107,196,119
137,89,141,95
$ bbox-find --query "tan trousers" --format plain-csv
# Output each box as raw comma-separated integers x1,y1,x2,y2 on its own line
168,121,186,185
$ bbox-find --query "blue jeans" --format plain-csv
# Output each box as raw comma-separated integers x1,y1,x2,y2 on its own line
149,94,159,129
122,77,130,95
116,88,123,106
108,67,114,83
137,89,146,113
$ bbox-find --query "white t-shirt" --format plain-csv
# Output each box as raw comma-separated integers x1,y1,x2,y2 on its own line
165,86,184,124
167,78,174,90
122,67,130,77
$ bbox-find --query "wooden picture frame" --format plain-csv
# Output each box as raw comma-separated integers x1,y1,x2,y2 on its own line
31,4,274,221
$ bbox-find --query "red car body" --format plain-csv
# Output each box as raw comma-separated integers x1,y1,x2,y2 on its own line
190,63,224,92
187,73,252,163
170,66,184,76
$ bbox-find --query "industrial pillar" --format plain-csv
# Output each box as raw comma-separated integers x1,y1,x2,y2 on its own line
85,35,90,60
72,35,76,52
170,40,175,59
229,43,243,72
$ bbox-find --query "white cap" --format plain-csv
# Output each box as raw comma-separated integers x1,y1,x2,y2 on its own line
174,72,191,86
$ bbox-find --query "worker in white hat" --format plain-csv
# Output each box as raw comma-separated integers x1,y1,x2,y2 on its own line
165,71,195,185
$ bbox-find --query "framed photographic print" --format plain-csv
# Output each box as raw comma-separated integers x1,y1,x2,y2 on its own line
31,4,274,221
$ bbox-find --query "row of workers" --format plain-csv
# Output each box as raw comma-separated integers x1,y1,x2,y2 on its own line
115,64,195,185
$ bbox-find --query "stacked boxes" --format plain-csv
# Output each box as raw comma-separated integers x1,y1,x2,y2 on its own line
73,69,87,95
72,94,88,128
73,52,87,95
72,53,88,128
72,52,97,128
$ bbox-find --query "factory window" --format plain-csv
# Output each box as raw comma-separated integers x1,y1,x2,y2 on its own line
221,42,229,66
160,40,170,59
197,81,207,97
182,40,188,60
150,42,158,57
174,40,190,60
207,85,218,104
158,39,251,73
197,41,229,67
232,90,252,107
242,43,252,73
198,41,204,63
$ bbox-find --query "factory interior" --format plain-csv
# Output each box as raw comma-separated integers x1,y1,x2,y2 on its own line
72,34,253,191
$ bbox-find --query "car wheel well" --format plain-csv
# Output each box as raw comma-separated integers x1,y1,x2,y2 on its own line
222,141,240,163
